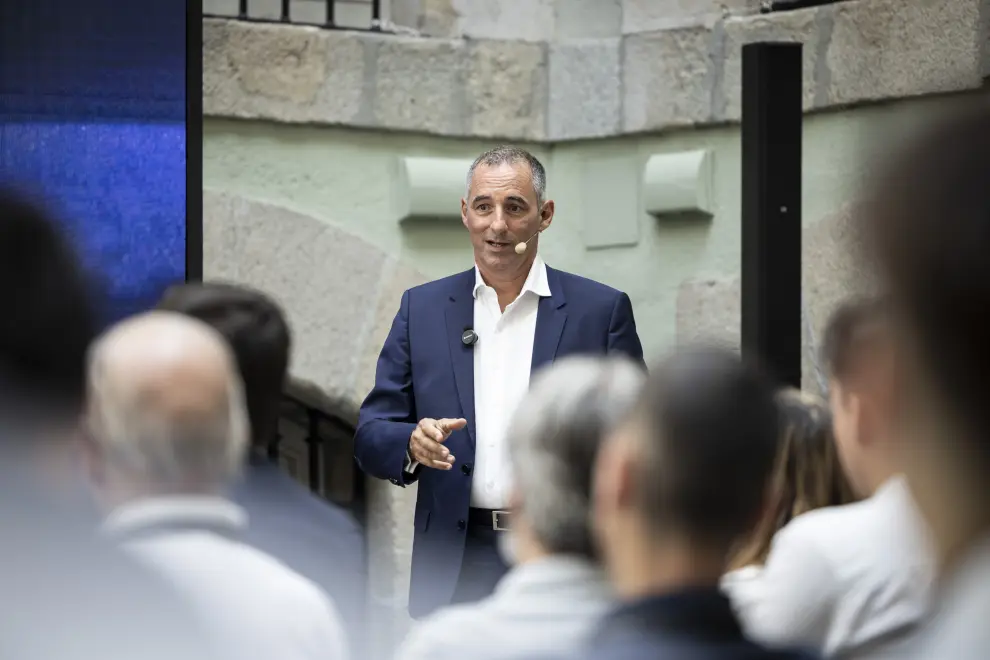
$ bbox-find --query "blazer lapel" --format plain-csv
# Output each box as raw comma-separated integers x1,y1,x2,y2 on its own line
531,266,567,374
444,269,477,447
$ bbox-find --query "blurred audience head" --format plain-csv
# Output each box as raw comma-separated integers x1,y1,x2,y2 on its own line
0,189,100,447
156,282,290,450
730,388,855,570
861,101,990,565
85,312,249,508
821,296,897,498
592,346,779,596
504,356,645,565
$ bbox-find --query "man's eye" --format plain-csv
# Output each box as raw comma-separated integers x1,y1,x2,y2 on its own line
476,204,491,212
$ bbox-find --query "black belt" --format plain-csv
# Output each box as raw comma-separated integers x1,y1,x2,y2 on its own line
468,508,511,531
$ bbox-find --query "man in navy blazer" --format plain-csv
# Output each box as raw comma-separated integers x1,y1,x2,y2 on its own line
355,145,645,619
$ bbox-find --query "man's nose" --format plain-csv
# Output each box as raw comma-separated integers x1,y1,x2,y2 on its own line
490,209,508,233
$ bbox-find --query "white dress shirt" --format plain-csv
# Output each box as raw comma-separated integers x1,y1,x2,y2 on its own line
103,496,350,660
406,256,550,510
470,255,549,509
723,476,934,659
395,555,613,660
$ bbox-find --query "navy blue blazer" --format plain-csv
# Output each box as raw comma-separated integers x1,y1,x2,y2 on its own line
232,456,367,656
581,588,819,660
354,265,645,617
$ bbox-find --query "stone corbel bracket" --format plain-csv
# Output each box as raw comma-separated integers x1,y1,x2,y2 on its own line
394,156,473,223
642,149,714,219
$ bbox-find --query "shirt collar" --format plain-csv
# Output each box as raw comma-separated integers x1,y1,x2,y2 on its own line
494,555,612,599
592,587,744,645
102,495,248,540
473,255,551,300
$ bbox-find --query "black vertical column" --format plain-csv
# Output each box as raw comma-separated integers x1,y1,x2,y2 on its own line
185,0,204,282
741,42,803,388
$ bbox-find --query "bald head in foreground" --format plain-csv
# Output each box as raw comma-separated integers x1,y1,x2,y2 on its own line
86,312,248,503
87,312,351,660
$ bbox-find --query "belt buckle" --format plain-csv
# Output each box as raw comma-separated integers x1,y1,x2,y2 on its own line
491,510,510,531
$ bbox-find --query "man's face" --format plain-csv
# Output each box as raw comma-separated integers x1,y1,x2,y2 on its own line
461,162,553,275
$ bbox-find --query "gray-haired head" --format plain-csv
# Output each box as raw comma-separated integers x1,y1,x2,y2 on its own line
507,356,646,559
86,312,249,495
466,145,547,207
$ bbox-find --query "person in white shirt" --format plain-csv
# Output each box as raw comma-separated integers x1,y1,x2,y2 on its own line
856,105,990,659
731,298,934,659
84,312,349,660
354,145,645,619
395,356,644,660
722,389,857,608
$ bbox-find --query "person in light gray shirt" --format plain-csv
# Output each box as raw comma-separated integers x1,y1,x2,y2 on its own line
85,312,349,660
395,356,645,660
729,298,934,659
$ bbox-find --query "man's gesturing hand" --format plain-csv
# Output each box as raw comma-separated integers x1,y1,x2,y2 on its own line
409,418,466,470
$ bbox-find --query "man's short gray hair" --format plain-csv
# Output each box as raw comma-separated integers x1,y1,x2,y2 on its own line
466,145,547,206
507,356,645,558
86,325,249,491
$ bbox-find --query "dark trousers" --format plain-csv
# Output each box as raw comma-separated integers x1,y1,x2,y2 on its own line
450,518,509,606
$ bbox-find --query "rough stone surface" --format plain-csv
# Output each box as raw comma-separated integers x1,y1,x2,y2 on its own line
676,276,741,348
203,0,987,139
453,0,556,42
465,40,548,140
202,190,388,420
623,26,714,132
549,39,621,140
351,261,431,408
721,7,822,121
801,202,875,394
555,0,623,39
826,0,983,106
622,0,759,33
203,19,365,125
418,0,460,36
374,36,468,135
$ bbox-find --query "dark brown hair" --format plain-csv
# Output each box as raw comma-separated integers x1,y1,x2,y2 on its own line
157,282,290,448
634,347,781,550
820,297,889,382
729,389,856,569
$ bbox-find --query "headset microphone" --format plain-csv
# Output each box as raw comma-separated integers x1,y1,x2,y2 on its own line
514,229,542,255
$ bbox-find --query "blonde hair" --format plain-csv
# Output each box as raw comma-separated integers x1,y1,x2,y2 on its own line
728,388,856,569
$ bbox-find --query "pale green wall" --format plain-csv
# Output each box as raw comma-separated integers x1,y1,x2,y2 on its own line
203,95,950,361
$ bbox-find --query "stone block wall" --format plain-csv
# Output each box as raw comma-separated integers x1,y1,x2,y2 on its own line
205,0,988,141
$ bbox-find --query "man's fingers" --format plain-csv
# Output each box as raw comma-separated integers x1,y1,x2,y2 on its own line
419,419,446,443
429,456,455,470
436,418,468,437
412,432,450,464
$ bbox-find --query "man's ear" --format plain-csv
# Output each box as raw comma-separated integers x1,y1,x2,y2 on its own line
539,199,555,231
461,198,469,229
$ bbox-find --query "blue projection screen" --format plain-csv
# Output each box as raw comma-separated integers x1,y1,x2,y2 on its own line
0,0,190,322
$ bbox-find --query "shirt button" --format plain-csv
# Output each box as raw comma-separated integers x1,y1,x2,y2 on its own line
457,520,466,531
461,463,473,475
